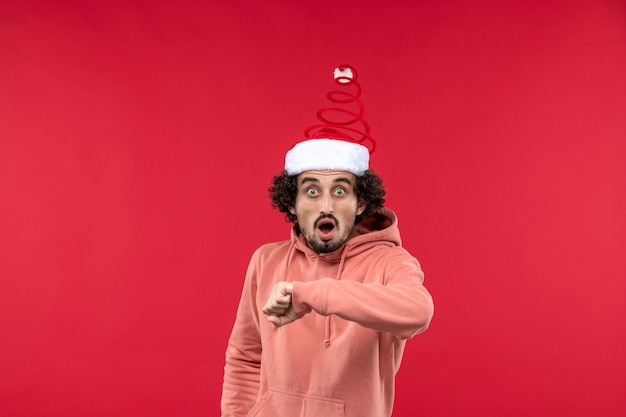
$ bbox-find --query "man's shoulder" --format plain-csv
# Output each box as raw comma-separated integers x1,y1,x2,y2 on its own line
260,239,291,250
250,239,292,259
361,243,416,261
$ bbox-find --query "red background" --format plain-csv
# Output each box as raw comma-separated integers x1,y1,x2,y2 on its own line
1,1,625,416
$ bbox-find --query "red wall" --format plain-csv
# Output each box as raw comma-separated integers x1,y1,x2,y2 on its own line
1,1,625,416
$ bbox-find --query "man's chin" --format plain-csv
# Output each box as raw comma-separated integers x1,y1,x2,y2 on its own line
307,238,345,254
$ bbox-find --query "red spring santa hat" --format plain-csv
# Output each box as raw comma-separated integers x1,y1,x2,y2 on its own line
284,65,377,176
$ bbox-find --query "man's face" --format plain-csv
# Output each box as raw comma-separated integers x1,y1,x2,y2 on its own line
289,170,365,254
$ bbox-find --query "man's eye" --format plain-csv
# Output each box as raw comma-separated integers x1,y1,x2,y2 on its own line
334,188,346,196
306,188,318,196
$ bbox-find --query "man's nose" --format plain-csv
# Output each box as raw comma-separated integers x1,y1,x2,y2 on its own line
320,194,334,214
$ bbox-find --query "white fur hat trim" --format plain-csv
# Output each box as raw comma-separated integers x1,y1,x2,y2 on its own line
285,138,370,176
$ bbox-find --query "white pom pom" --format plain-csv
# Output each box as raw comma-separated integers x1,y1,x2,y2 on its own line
334,66,354,84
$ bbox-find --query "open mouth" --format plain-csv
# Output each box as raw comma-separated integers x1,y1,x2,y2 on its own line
316,218,336,240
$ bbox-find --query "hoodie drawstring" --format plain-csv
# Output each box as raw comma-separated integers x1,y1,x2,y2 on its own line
324,246,349,347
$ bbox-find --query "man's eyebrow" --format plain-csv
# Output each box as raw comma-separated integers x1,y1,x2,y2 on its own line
333,177,353,186
299,177,320,185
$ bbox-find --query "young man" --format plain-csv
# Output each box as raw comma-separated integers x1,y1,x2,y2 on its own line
221,67,434,417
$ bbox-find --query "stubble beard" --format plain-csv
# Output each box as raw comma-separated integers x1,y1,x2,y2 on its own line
306,235,349,254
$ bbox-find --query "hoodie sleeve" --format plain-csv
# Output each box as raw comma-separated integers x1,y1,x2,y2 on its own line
291,248,434,340
221,249,263,417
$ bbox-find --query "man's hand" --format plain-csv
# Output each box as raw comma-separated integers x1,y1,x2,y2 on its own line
262,281,300,327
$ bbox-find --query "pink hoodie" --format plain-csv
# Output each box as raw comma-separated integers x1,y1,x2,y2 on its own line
222,208,434,417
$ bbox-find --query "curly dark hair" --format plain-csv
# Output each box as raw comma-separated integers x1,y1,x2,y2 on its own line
269,170,386,223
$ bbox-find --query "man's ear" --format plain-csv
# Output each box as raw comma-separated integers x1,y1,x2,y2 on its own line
357,200,366,216
289,207,296,215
